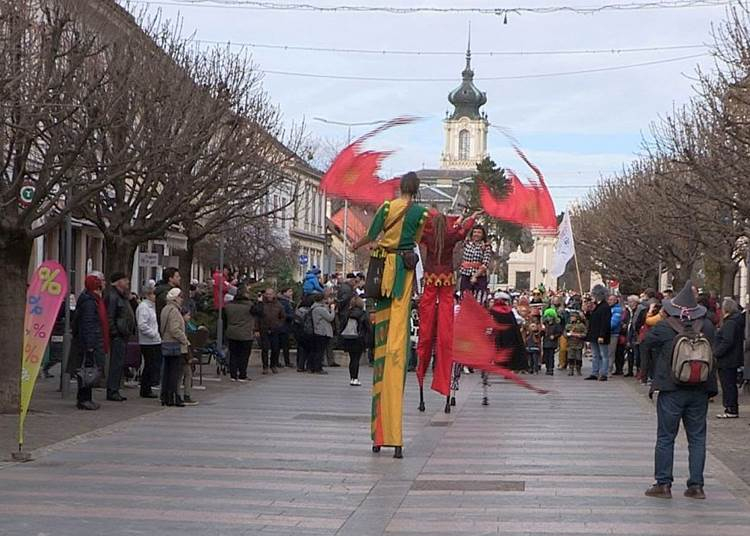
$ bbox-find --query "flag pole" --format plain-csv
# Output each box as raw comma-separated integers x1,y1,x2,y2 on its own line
570,215,584,292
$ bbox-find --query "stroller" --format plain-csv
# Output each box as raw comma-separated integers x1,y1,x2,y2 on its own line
187,326,229,377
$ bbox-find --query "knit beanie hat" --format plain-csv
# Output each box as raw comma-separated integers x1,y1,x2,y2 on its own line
166,288,182,301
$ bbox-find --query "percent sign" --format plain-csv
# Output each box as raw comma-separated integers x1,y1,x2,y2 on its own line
33,323,46,338
38,267,62,295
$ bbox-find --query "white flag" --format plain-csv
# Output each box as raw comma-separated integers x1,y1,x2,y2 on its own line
551,211,575,278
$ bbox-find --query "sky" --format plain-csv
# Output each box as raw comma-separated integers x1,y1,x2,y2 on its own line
122,0,733,209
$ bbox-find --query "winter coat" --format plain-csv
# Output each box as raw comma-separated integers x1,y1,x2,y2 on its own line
160,301,190,354
66,290,107,375
642,316,718,396
311,302,335,338
223,297,257,342
714,312,744,369
136,299,161,345
105,286,135,340
277,296,295,334
258,299,285,334
154,281,173,327
586,301,612,345
542,320,563,349
566,321,588,351
303,270,324,295
610,302,623,337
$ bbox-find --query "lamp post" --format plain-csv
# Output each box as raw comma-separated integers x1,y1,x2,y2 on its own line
312,117,388,274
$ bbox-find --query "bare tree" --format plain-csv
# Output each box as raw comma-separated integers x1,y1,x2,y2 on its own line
0,0,128,412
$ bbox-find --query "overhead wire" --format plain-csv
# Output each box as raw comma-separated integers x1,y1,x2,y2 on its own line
191,39,709,57
128,0,735,15
258,53,708,82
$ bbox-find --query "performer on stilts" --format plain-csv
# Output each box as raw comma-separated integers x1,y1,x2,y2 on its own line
416,208,479,414
459,224,492,305
352,172,428,460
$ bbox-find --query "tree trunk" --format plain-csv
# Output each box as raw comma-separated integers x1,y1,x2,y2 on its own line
176,242,195,294
0,235,33,413
719,261,739,299
671,262,694,291
103,236,137,279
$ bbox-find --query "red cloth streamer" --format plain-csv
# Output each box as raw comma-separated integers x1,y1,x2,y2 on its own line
479,144,557,232
454,293,548,395
319,116,418,206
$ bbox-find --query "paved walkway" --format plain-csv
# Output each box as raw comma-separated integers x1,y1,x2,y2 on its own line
0,366,749,535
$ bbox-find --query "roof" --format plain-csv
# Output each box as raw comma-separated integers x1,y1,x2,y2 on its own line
447,46,487,120
330,205,374,245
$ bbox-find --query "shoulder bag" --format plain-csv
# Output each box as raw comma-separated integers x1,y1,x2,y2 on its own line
77,350,102,388
364,202,412,299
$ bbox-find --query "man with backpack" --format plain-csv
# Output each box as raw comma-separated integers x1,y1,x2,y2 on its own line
642,280,717,500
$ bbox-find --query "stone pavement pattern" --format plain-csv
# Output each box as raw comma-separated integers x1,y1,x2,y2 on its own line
0,367,749,536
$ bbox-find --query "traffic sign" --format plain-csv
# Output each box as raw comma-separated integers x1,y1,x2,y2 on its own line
18,180,35,209
139,252,159,268
299,254,309,266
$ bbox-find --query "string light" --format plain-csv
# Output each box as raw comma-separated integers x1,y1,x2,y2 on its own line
128,0,734,15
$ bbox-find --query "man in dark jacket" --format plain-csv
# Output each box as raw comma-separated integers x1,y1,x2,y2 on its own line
277,287,296,368
257,288,286,374
642,280,717,500
713,298,743,418
585,284,612,381
155,267,181,328
105,272,136,401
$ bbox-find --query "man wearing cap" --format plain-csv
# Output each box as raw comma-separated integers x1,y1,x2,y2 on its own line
642,280,717,500
105,272,136,401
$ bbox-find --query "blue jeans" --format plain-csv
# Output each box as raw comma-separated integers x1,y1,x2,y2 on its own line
590,341,609,377
655,389,708,487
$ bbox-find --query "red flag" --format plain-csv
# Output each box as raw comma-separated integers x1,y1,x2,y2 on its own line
320,116,418,206
454,293,549,394
480,145,557,232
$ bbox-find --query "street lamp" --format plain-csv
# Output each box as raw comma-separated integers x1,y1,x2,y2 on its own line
312,117,388,274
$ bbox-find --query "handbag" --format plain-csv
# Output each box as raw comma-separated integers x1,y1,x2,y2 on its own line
364,202,413,300
77,350,101,388
161,341,182,356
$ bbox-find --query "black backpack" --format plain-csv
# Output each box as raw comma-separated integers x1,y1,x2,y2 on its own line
293,306,314,337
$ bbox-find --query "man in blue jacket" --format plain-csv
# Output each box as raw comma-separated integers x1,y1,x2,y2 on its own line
303,267,324,295
642,280,717,500
608,295,623,375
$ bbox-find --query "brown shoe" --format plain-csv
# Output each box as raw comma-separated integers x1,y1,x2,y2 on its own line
684,485,706,500
645,483,672,499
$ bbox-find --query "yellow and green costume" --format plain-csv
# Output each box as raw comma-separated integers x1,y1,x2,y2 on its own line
368,198,428,448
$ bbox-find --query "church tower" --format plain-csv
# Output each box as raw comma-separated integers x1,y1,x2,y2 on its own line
440,34,489,170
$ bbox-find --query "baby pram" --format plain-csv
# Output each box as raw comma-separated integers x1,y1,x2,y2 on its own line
187,325,229,378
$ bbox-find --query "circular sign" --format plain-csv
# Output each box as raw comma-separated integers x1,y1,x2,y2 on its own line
18,180,35,209
299,254,309,266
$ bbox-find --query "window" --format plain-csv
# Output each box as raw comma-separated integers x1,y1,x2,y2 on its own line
458,129,471,160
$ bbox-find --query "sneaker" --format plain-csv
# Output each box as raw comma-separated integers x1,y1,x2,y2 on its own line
584,375,598,381
106,392,127,402
684,485,706,500
230,378,238,382
238,378,250,383
645,483,672,499
716,412,739,419
350,379,361,386
182,396,199,406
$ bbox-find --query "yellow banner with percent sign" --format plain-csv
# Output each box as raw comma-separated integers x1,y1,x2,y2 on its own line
18,261,68,449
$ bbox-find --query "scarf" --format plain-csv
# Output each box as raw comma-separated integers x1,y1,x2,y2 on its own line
85,275,110,353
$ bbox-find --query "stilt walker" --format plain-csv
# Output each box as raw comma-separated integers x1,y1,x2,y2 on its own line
416,208,478,413
352,173,428,459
